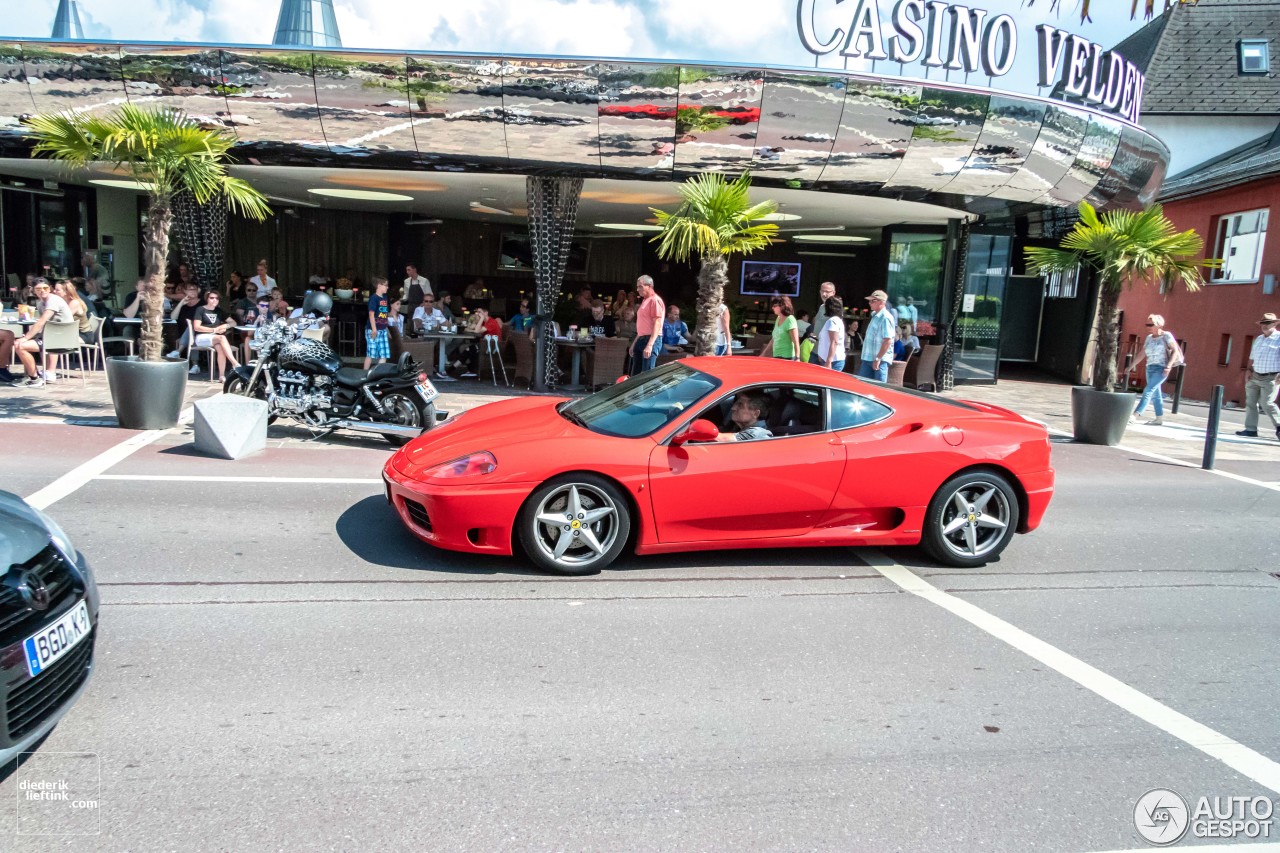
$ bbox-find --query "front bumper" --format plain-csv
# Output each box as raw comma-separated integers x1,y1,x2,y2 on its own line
382,462,531,556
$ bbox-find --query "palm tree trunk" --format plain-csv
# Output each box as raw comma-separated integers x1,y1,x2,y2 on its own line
694,254,727,356
1092,278,1121,392
140,194,173,362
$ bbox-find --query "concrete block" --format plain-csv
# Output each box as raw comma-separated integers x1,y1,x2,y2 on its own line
193,393,268,460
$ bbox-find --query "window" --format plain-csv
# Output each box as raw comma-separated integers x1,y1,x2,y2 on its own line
562,363,719,438
1239,39,1270,74
693,385,827,439
829,390,893,430
1044,267,1080,299
1212,209,1269,283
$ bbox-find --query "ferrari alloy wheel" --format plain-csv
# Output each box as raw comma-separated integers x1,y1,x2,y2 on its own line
519,474,631,575
921,471,1020,568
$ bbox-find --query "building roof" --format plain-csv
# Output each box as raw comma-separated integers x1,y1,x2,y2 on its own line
1137,0,1280,115
50,0,85,40
1159,124,1280,198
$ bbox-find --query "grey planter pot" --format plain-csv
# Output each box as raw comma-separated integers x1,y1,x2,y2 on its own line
106,356,189,430
1071,386,1136,446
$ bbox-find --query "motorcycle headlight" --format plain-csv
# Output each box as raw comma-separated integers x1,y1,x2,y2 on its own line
425,452,497,480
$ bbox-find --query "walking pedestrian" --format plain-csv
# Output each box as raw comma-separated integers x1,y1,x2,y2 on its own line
806,281,837,365
857,290,896,382
630,275,664,374
769,296,799,361
1237,312,1280,439
815,296,846,371
1130,313,1183,426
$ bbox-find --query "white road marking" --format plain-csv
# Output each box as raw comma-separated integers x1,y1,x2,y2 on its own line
95,475,382,484
1090,846,1280,853
864,552,1280,795
24,429,172,509
1048,427,1280,494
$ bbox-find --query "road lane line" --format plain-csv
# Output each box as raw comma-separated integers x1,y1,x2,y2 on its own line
863,551,1280,795
22,406,193,509
94,475,382,484
1090,846,1280,853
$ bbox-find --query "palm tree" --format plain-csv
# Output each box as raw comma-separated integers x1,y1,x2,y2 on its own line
650,172,779,356
1025,201,1214,392
25,105,270,361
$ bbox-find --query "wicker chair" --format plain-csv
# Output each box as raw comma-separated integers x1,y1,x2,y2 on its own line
588,336,631,390
908,344,944,392
511,332,535,387
886,348,913,387
397,331,438,375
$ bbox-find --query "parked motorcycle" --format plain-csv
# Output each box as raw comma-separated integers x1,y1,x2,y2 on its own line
223,318,438,447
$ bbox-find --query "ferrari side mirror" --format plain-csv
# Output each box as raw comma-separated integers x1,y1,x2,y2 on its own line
673,418,719,445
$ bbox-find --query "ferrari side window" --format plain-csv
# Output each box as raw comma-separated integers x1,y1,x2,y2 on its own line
829,390,892,430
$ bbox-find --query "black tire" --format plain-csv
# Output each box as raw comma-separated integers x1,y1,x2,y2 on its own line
921,470,1020,568
517,473,631,575
223,374,277,424
379,391,431,447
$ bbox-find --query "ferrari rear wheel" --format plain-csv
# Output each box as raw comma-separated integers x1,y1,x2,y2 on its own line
921,471,1019,568
519,474,631,575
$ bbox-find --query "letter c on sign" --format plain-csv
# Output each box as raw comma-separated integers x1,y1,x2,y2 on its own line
797,0,844,55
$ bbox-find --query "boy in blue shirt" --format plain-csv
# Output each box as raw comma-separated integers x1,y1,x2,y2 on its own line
364,277,391,370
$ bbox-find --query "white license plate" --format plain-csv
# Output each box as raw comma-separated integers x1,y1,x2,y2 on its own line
416,381,439,405
23,600,91,678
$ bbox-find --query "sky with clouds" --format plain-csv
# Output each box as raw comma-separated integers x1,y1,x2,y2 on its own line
5,0,1158,98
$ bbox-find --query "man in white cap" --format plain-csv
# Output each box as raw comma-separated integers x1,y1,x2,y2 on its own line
1237,311,1280,439
857,289,896,382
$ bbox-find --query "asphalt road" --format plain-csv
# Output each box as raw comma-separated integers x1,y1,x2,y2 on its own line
1,419,1278,851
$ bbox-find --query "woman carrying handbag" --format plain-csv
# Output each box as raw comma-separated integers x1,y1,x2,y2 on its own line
1130,313,1185,426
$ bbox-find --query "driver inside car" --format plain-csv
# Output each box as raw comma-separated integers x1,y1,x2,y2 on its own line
713,392,773,442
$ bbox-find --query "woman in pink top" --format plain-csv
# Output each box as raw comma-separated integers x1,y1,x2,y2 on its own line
630,274,665,374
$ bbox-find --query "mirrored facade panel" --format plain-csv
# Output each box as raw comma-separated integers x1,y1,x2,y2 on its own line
750,73,844,185
311,53,419,166
118,45,233,134
0,45,35,145
818,81,919,190
942,96,1045,198
501,60,599,171
1040,113,1122,207
406,56,510,170
1087,124,1145,209
216,49,327,163
23,43,124,118
673,68,763,175
1136,135,1169,208
996,105,1089,203
597,64,678,178
884,88,989,192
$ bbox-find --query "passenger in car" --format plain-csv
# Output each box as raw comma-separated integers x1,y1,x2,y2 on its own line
714,392,774,442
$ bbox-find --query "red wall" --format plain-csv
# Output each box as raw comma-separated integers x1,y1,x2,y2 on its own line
1117,176,1280,405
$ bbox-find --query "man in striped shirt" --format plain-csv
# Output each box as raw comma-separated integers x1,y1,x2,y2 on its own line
1237,312,1280,439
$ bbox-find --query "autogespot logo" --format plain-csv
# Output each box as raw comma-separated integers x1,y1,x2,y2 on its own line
1135,789,1191,846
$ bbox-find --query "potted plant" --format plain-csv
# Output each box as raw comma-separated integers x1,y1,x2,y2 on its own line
650,172,778,356
25,105,270,429
1025,201,1214,445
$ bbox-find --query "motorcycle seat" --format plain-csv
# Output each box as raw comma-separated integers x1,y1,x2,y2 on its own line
335,363,400,388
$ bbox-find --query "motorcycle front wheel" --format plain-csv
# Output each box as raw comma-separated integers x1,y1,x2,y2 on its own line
224,374,278,425
378,391,432,447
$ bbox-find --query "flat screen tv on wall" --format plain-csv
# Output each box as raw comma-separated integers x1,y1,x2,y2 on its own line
498,232,590,276
740,260,801,298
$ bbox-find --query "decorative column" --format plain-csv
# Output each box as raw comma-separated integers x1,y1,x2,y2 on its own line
940,220,970,392
526,176,583,392
172,191,228,292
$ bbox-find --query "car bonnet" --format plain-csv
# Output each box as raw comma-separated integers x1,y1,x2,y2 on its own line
0,491,57,568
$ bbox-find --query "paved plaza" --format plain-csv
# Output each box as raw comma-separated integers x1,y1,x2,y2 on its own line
1,372,1278,851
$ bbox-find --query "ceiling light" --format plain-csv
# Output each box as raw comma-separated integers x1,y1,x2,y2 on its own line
791,235,870,243
469,202,514,216
796,250,859,257
595,223,663,231
582,190,682,205
90,178,155,191
759,212,802,221
326,175,447,192
778,224,844,233
308,188,414,201
265,195,322,208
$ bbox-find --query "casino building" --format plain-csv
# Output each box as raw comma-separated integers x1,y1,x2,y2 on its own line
0,1,1169,387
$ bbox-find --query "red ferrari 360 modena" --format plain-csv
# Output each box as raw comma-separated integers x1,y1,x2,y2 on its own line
383,358,1054,575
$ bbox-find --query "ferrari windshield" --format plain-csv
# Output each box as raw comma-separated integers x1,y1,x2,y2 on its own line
560,363,720,438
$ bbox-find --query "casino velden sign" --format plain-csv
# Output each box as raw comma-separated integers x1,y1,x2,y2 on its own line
797,0,1146,123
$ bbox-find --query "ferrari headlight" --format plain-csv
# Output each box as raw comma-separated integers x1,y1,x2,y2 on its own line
426,451,498,479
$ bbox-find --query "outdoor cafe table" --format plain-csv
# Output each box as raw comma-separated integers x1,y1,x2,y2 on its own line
556,336,595,391
415,330,479,381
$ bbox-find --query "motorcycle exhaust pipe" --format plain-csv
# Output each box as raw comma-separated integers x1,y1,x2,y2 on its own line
340,421,423,438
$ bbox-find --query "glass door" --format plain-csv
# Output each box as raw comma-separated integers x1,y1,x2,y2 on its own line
953,233,1012,384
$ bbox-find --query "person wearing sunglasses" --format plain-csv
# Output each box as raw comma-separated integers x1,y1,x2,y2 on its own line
1238,312,1280,439
411,295,446,337
191,291,240,381
1129,313,1184,427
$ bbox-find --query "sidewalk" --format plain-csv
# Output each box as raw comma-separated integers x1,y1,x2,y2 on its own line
3,366,1277,482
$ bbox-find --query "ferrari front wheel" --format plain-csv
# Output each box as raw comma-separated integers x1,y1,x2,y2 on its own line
921,470,1019,568
519,474,631,575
